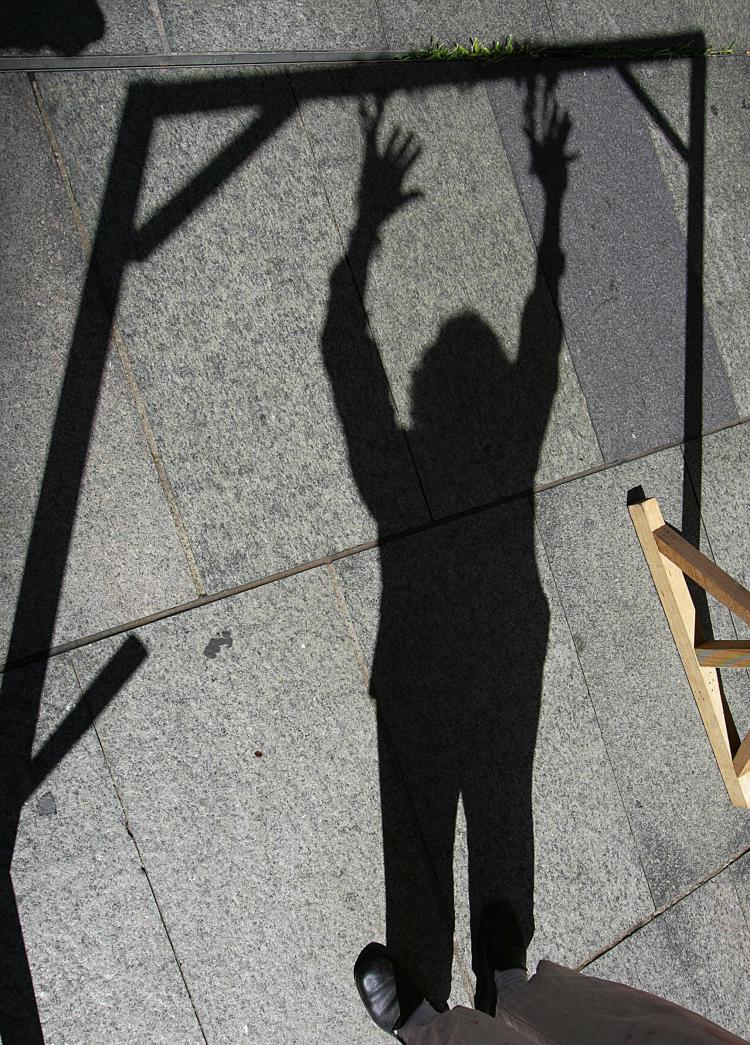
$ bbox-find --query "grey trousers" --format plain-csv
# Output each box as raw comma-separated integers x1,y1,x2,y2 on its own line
399,962,748,1045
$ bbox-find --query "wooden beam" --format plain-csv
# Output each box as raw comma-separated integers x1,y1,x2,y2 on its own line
695,641,750,669
629,499,749,808
653,524,750,627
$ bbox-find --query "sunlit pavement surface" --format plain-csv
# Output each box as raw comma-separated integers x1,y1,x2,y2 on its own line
1,6,750,1042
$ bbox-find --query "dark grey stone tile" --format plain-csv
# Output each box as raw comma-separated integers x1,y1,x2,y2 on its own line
485,64,737,460
628,58,750,414
0,74,195,662
70,568,408,1041
334,500,652,986
536,448,750,906
158,0,386,50
295,63,602,518
5,654,203,1042
37,68,428,591
378,0,553,50
0,0,163,56
545,2,748,50
587,872,750,1039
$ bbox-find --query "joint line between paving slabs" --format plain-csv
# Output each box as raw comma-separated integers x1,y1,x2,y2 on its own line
66,657,210,1043
575,840,750,969
533,506,658,913
8,415,750,675
372,0,391,49
107,322,208,596
146,0,172,55
325,562,371,687
542,0,560,46
29,74,207,598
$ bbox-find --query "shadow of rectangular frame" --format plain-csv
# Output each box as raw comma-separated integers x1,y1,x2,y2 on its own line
0,33,708,1045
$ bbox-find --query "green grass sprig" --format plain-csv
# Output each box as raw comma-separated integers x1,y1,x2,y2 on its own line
403,35,737,62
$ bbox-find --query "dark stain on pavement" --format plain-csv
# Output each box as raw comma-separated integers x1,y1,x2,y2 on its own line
204,629,233,659
36,792,57,817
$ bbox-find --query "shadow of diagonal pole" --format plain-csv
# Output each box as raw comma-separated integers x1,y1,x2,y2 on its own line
24,636,148,799
0,636,147,1043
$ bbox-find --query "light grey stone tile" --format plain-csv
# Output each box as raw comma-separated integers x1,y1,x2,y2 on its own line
536,448,750,906
486,64,737,461
71,568,404,1042
0,0,163,56
586,872,750,1040
378,0,553,50
296,63,602,518
5,653,202,1043
37,68,428,592
158,0,386,51
335,500,652,993
0,74,195,663
545,3,748,50
628,58,750,416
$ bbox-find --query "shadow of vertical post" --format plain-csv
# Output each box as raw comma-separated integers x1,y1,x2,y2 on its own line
0,85,153,1045
682,47,710,629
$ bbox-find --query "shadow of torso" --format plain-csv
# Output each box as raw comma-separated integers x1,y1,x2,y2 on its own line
370,314,552,1001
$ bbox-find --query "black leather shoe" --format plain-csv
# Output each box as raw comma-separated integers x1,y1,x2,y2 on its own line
474,900,528,1015
354,942,427,1037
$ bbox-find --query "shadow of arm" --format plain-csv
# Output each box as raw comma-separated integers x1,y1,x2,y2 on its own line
514,86,574,440
320,104,423,518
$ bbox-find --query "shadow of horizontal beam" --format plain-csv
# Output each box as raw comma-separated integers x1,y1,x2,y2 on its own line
0,32,714,73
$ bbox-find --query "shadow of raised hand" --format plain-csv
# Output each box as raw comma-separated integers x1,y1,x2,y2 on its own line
357,99,424,235
524,76,577,199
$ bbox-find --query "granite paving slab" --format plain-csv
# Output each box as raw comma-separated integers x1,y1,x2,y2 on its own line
70,567,414,1042
377,0,553,50
628,57,750,414
545,2,749,51
295,63,601,518
536,447,750,907
37,67,429,592
0,73,195,664
3,653,203,1043
334,499,653,994
485,63,737,461
0,0,163,56
587,871,750,1039
157,0,386,51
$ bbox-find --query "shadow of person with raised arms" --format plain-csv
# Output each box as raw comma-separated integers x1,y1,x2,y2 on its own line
321,74,575,1007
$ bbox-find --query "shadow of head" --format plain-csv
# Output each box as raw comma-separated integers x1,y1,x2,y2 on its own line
0,0,105,55
409,310,518,484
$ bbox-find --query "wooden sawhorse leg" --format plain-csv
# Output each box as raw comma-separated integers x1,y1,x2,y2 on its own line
629,496,750,809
